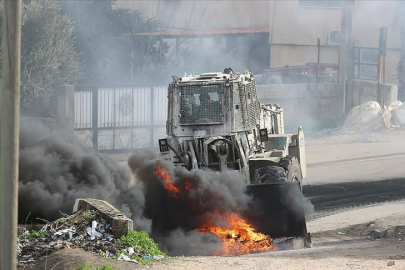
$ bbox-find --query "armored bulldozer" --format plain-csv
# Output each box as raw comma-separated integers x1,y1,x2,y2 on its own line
158,68,310,248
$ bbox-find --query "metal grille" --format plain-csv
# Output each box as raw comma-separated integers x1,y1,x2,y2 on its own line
246,81,260,128
74,85,167,153
180,84,222,124
238,81,260,130
246,81,260,129
233,84,245,131
238,82,248,130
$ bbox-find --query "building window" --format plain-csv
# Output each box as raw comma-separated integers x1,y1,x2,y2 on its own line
299,0,343,8
353,47,379,81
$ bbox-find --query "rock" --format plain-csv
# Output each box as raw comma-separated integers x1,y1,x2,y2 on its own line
387,261,395,266
73,198,133,239
385,229,396,238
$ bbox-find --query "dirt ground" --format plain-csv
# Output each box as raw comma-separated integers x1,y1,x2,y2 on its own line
31,128,405,270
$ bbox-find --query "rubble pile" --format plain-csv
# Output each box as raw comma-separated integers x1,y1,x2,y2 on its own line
17,210,165,268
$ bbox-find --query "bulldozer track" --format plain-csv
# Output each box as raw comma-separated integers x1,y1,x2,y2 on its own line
303,178,405,221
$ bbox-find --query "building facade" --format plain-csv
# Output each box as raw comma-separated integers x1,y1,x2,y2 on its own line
116,0,272,74
269,0,402,84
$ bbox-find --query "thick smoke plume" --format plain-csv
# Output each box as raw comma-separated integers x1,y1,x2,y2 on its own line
18,118,151,232
18,118,313,256
128,150,253,255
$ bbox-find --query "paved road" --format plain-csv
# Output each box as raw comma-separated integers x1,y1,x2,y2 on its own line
303,178,405,215
304,153,405,185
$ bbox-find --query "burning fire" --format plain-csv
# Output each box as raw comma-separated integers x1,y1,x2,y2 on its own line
155,164,180,198
154,163,277,255
200,213,276,255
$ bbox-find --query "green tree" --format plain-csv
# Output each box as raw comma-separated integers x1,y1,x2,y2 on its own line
112,8,169,83
59,0,119,84
1,0,81,117
60,1,169,84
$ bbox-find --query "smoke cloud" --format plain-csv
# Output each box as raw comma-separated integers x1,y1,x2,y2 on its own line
127,150,253,255
18,118,313,255
18,118,151,232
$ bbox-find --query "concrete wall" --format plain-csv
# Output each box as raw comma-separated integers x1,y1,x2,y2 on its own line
351,80,398,108
269,0,401,85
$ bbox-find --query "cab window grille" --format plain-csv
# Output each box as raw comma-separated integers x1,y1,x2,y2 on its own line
180,84,222,125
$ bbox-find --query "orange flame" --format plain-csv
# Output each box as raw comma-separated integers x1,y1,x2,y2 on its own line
184,181,192,191
154,163,276,256
155,164,180,198
200,213,277,255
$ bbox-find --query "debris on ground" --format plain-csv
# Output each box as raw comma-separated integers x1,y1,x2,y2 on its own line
17,209,167,269
73,198,133,239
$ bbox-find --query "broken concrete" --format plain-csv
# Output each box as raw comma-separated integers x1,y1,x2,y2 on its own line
73,198,133,239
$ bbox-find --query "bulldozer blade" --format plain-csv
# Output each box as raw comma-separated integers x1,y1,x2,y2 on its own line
245,182,311,247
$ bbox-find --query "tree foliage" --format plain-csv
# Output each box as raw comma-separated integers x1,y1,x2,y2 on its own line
60,1,169,84
1,0,81,117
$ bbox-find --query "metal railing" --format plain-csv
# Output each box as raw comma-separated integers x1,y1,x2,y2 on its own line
74,84,167,153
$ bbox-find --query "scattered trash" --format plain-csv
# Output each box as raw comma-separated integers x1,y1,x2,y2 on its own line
86,220,103,240
117,253,140,264
17,210,165,268
17,210,167,268
337,232,346,235
387,260,395,266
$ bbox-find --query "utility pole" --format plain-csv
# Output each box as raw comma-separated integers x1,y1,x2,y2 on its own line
316,37,320,83
346,2,354,112
0,1,22,270
378,27,387,107
338,0,350,113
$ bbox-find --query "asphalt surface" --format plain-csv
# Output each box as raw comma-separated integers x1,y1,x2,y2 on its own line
303,178,405,220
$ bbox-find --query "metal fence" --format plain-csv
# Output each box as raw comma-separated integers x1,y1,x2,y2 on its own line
74,85,167,153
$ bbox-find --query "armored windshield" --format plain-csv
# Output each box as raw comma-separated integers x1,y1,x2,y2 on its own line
180,84,222,125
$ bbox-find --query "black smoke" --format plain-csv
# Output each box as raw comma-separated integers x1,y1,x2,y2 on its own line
18,118,151,232
128,150,252,255
18,118,313,256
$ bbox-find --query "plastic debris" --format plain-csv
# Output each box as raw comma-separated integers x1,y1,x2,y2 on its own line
16,210,163,268
117,253,140,264
153,255,165,260
86,221,103,240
